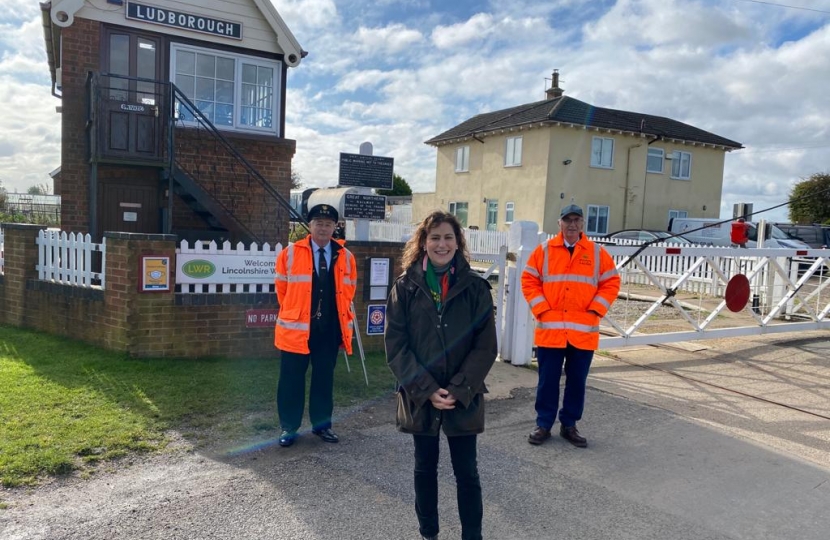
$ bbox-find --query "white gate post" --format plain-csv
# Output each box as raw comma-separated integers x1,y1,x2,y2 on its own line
503,221,539,365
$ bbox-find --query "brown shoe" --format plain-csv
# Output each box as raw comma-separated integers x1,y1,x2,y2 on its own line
560,425,587,448
528,426,551,445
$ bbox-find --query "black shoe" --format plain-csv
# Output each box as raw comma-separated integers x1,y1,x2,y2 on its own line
560,425,587,448
422,536,438,540
278,430,297,447
312,428,339,443
528,426,551,445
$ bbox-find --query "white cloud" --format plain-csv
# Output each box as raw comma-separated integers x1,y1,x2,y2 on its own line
353,23,424,54
0,76,61,192
335,69,398,92
1,0,40,22
431,13,496,49
268,0,339,31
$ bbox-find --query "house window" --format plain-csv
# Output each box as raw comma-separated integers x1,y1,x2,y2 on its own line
171,43,282,134
486,200,498,231
647,148,664,173
586,205,609,235
670,151,692,180
591,137,614,169
455,146,470,173
505,201,515,223
668,209,688,222
504,136,522,167
449,201,468,227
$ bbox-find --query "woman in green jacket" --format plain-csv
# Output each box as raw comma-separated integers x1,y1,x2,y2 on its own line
386,210,498,540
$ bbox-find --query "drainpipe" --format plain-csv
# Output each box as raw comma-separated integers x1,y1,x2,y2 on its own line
622,144,641,229
640,136,662,227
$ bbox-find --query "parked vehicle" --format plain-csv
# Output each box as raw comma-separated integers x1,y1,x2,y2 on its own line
667,218,811,249
603,229,693,245
773,223,830,249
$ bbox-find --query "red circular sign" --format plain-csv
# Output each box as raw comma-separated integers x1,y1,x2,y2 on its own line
725,274,751,312
370,309,384,325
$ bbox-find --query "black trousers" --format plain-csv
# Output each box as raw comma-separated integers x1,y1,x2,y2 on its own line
277,334,339,433
413,433,482,540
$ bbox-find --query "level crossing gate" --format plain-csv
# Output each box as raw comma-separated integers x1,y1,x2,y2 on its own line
500,222,830,365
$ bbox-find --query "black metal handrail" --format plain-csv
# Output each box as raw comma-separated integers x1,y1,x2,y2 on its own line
169,83,308,229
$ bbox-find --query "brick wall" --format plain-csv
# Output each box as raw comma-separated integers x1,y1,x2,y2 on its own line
0,226,407,359
173,129,295,245
344,241,405,353
59,18,100,234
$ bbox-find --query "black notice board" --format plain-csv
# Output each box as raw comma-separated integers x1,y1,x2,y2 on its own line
339,153,394,189
343,193,386,220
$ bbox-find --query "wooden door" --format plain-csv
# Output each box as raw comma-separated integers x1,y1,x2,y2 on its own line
99,181,160,236
101,29,163,161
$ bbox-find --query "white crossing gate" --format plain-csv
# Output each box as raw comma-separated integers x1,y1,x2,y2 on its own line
502,221,830,365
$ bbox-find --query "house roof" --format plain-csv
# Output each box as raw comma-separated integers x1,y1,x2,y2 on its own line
425,95,743,150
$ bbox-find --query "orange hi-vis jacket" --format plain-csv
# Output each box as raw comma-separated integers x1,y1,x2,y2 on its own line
521,233,620,351
274,236,357,355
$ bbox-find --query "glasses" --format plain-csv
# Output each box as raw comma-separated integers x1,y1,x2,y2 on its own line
560,217,583,224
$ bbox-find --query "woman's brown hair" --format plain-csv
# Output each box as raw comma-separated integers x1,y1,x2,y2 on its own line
401,210,469,269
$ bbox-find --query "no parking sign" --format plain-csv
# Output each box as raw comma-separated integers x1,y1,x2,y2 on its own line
366,304,386,335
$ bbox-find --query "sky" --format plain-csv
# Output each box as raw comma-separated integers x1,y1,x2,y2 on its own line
1,0,828,223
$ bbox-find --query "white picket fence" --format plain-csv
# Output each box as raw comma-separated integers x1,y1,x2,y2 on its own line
175,239,283,293
36,229,105,288
357,221,508,260
601,239,768,297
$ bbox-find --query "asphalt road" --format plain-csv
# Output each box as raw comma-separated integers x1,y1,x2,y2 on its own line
2,332,830,540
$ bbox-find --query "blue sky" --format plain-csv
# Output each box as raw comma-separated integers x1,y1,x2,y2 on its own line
1,0,829,223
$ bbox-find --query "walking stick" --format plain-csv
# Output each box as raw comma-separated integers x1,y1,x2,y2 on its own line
350,301,369,386
341,349,351,373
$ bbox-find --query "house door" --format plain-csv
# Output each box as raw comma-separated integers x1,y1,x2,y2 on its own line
100,29,163,161
486,200,499,231
99,181,160,236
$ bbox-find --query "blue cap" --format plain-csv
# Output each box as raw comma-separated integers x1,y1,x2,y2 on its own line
559,204,583,219
307,204,339,222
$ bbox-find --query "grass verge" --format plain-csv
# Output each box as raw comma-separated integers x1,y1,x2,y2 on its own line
0,325,395,488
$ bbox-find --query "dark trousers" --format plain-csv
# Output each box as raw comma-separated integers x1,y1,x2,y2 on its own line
535,344,594,429
277,336,339,433
413,433,482,540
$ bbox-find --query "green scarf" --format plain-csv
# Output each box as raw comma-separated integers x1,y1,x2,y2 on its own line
424,255,453,312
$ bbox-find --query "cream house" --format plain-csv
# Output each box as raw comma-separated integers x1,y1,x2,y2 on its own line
414,73,742,234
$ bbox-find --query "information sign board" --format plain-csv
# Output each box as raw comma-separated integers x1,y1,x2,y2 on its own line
343,193,386,220
338,153,394,189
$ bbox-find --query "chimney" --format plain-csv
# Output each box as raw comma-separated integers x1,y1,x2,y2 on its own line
546,69,563,99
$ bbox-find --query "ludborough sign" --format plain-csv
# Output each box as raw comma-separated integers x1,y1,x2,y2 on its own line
126,2,242,40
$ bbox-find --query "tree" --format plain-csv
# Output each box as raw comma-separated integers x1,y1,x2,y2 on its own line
788,173,830,224
377,174,412,196
290,170,302,190
27,183,50,195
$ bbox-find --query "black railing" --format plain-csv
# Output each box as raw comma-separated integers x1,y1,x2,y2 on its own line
84,72,308,243
169,84,307,231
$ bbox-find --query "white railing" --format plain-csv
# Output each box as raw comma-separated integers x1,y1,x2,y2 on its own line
466,228,509,255
0,225,5,275
364,221,414,242
356,221,510,253
36,229,105,288
176,239,283,294
606,241,766,297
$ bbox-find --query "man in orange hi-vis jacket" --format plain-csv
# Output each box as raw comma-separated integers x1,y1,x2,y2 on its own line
521,204,620,448
274,204,357,448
